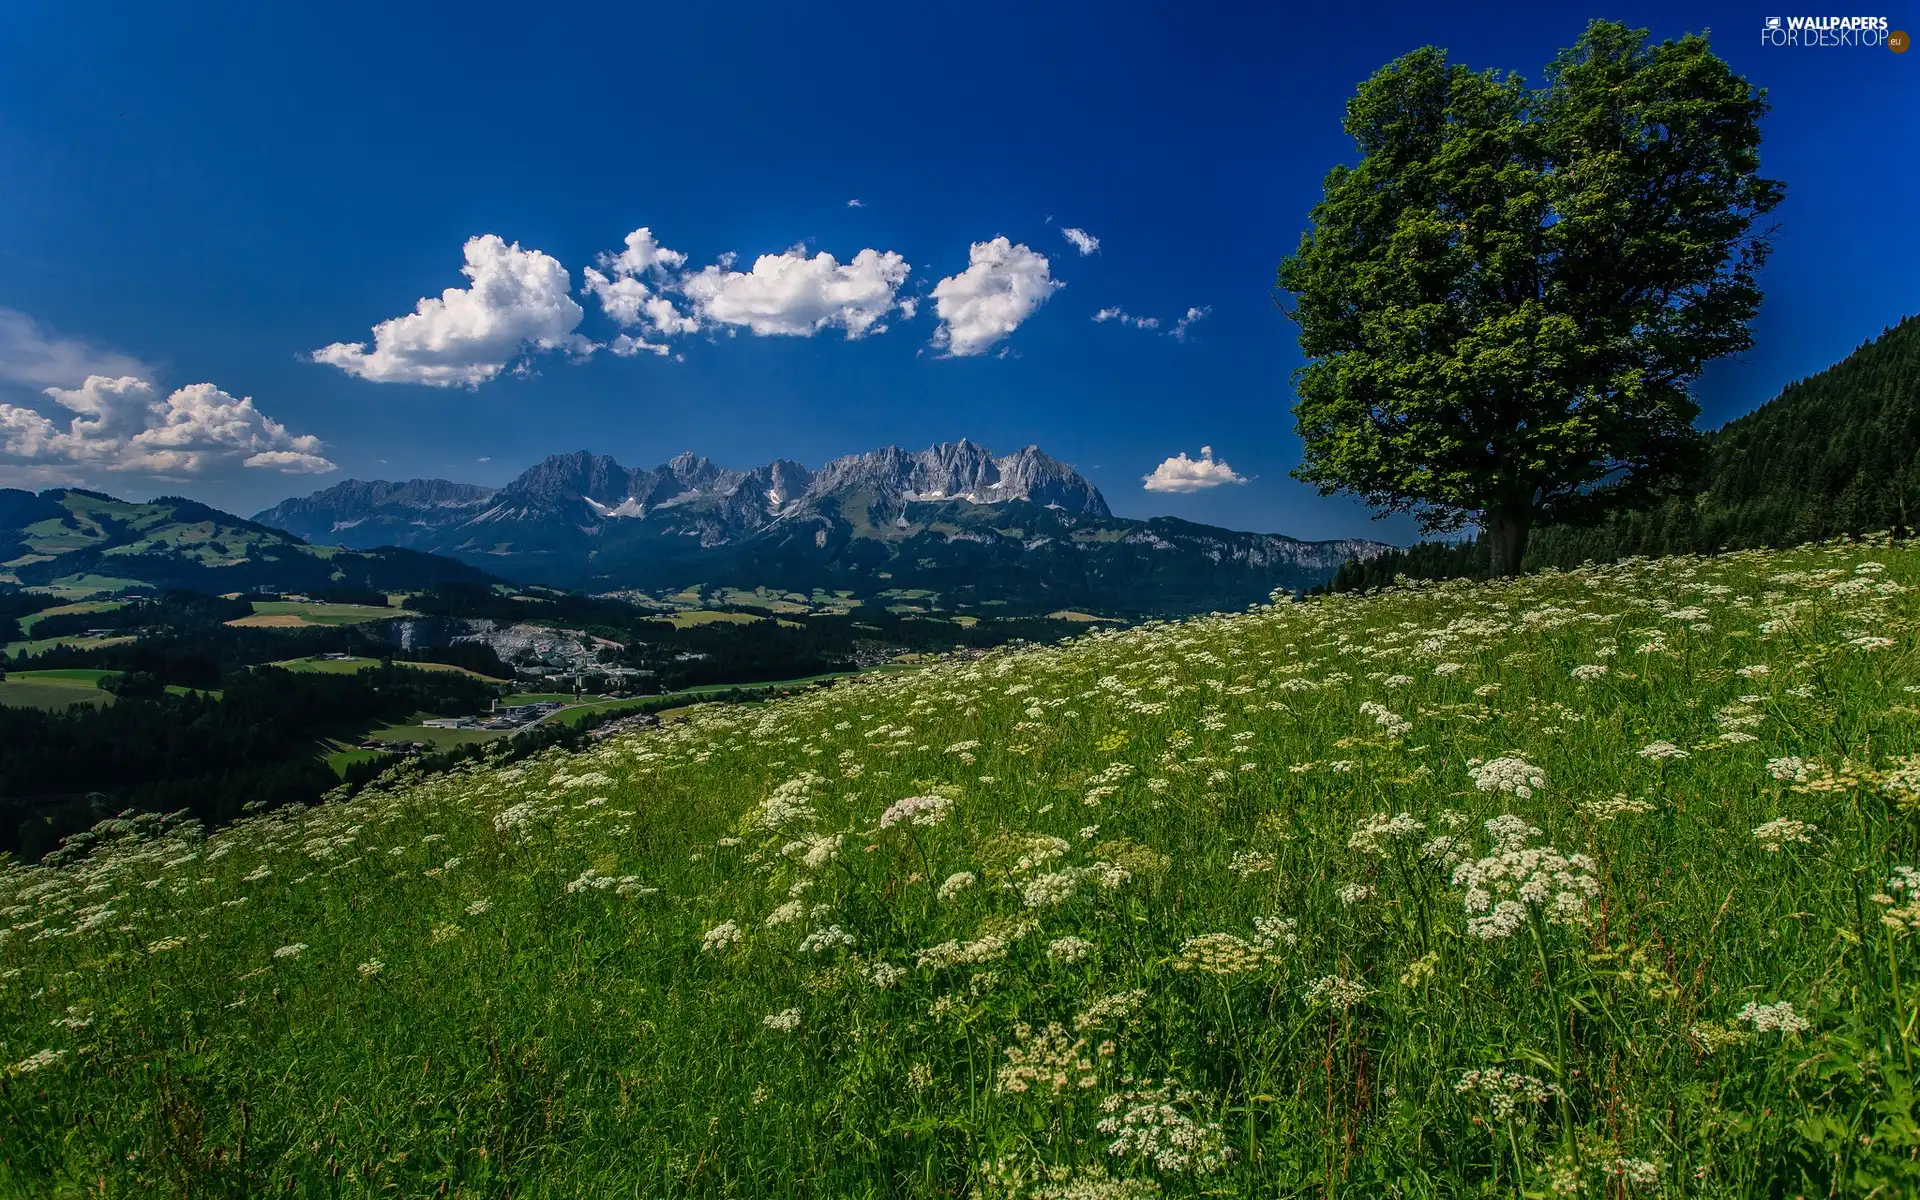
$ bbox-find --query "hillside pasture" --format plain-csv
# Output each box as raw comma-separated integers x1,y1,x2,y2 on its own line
6,539,1919,1195
228,601,413,628
0,670,113,710
272,656,506,681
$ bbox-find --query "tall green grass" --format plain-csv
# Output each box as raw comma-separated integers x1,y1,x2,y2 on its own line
4,538,1919,1197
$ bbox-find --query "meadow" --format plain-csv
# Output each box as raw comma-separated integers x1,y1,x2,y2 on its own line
0,669,114,711
0,669,218,710
228,601,416,629
3,538,1918,1197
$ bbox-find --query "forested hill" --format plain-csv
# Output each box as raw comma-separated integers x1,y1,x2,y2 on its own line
1532,314,1920,564
0,488,496,595
1327,316,1920,591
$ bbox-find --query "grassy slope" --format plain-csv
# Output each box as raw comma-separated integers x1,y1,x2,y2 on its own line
272,656,504,680
0,672,114,710
230,601,415,628
0,671,223,709
2,634,136,659
14,601,127,637
5,539,1920,1196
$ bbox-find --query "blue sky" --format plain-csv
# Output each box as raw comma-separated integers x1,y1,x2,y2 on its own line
0,0,1913,542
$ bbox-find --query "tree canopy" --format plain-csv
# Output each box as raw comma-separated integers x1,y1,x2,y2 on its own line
1277,20,1783,574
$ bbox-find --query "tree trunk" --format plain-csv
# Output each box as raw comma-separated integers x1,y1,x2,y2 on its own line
1486,506,1531,578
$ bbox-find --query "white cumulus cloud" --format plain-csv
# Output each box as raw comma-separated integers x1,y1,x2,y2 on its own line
1062,227,1100,255
0,375,335,476
930,238,1061,357
680,246,911,338
1142,445,1248,493
582,227,699,358
311,234,591,388
1092,306,1158,330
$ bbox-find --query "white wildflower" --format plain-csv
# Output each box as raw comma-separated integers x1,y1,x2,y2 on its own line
8,1049,66,1076
1304,974,1372,1009
1452,818,1599,939
1227,850,1276,877
879,794,952,828
1581,794,1655,823
1348,811,1425,856
1048,936,1095,962
1097,1080,1234,1175
1736,1000,1810,1034
1359,700,1412,738
1607,1158,1663,1190
763,1008,802,1032
798,925,856,954
1455,1067,1554,1122
1174,933,1264,976
1470,757,1545,798
1753,818,1817,852
1766,756,1814,783
1252,915,1299,948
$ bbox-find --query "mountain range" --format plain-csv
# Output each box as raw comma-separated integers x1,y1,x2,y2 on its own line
255,440,1390,613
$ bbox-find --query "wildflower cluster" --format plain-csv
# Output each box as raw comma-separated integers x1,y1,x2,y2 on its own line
1096,1079,1234,1174
1455,1067,1555,1122
1450,816,1599,939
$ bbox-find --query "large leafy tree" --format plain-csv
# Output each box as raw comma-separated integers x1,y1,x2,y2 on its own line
1276,20,1783,575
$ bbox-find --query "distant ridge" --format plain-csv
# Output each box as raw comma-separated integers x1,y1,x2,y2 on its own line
0,488,497,595
255,440,1390,614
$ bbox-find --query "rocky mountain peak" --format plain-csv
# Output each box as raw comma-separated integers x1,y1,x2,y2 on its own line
992,445,1110,517
799,440,1107,515
503,451,635,507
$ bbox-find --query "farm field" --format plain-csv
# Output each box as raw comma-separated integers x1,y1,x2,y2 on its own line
31,575,149,600
0,634,135,659
0,669,221,709
227,601,414,628
272,656,506,681
5,539,1919,1195
14,601,126,637
0,670,114,710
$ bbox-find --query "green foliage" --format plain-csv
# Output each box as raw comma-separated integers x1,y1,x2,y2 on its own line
3,538,1917,1194
1277,20,1782,573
